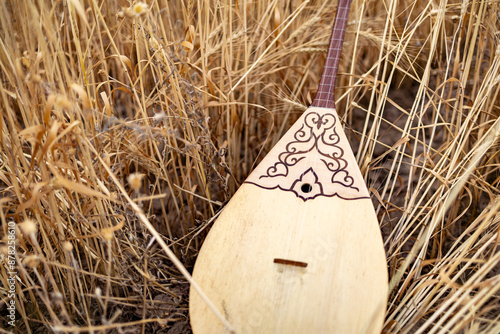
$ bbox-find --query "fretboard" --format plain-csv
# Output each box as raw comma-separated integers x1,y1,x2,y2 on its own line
312,0,353,109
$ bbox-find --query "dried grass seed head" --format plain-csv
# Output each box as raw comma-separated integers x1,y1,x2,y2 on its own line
23,255,41,269
62,241,73,252
19,219,38,239
128,172,145,191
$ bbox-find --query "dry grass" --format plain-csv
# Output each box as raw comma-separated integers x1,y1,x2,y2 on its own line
0,0,499,333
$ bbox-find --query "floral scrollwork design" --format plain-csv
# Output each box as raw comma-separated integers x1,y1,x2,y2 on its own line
245,109,368,201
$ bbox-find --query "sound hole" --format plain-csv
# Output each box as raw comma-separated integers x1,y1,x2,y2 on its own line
301,183,312,193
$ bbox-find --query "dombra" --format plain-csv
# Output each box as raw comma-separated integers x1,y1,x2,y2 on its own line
189,0,388,333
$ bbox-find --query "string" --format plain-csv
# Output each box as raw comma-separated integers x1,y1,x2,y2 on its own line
312,0,353,109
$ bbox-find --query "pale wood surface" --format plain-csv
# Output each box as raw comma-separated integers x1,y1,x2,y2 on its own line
190,107,388,333
245,107,369,201
190,185,387,333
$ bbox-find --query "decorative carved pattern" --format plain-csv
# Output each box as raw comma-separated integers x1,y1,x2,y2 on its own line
245,108,369,201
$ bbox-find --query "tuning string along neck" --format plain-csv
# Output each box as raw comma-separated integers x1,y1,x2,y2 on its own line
312,0,353,109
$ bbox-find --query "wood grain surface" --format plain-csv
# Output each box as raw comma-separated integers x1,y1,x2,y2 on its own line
190,179,387,333
245,107,369,201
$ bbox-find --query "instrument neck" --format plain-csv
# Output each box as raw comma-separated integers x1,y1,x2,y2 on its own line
312,0,353,109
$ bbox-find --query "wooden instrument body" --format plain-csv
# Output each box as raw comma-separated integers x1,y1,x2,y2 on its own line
190,107,388,333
